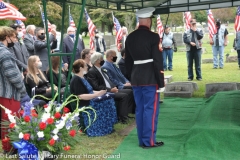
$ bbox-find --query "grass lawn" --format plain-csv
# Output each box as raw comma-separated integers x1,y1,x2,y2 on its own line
0,33,239,160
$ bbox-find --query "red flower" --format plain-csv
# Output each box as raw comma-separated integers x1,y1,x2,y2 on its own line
39,122,46,130
49,138,55,146
69,130,76,137
63,107,70,113
32,113,38,117
2,137,10,142
43,104,48,108
9,123,15,129
64,145,70,151
47,118,54,124
19,110,24,116
23,133,30,141
24,116,31,122
54,112,61,119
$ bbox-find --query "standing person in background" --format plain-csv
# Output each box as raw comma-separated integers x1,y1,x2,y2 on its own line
50,24,61,51
93,29,106,55
233,31,240,69
210,19,228,69
119,27,128,51
24,25,36,56
183,19,204,81
125,7,165,149
0,26,26,152
162,25,177,71
9,23,29,73
62,26,85,65
34,27,57,74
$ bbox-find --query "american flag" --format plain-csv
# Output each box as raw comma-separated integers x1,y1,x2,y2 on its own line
0,0,26,20
157,15,164,38
84,8,96,50
184,12,192,30
16,20,26,34
235,6,240,32
136,9,139,29
112,13,123,50
207,9,216,39
69,6,76,29
39,5,51,32
92,93,115,102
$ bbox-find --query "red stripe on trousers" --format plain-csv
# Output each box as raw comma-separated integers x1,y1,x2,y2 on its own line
151,85,158,146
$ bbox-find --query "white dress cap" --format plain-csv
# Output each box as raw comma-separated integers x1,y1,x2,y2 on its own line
136,7,155,18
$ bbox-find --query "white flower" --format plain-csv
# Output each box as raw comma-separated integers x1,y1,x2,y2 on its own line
52,128,59,135
52,135,59,140
8,114,16,123
56,121,65,130
103,69,107,72
19,132,23,139
74,112,79,117
42,112,51,122
37,131,44,138
44,106,51,113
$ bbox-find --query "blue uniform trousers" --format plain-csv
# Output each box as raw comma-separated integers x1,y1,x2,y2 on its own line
132,85,160,146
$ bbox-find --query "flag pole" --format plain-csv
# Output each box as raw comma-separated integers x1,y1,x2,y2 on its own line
69,5,70,27
39,5,46,29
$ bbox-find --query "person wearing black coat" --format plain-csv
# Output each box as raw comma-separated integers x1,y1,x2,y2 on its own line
34,27,57,73
86,52,135,124
62,26,85,65
125,7,164,149
117,48,129,80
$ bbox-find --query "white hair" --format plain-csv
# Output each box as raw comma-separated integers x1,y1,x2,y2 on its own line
67,26,75,33
122,26,128,35
91,52,103,65
26,25,36,33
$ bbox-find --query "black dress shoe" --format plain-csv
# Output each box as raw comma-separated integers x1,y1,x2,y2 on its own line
141,141,164,149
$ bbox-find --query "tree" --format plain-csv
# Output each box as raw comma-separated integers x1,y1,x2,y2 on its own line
10,0,62,29
194,11,207,24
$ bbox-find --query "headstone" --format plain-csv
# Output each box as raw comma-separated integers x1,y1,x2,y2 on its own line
164,83,193,98
170,82,198,92
202,47,207,54
226,56,238,63
202,58,213,63
173,33,184,47
236,83,240,90
103,35,115,49
164,75,173,83
205,83,237,98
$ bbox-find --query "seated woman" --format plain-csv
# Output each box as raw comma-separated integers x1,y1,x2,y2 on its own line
25,55,57,101
46,56,68,93
81,49,94,71
70,59,117,137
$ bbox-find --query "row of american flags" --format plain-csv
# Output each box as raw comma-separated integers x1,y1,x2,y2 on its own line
1,0,240,48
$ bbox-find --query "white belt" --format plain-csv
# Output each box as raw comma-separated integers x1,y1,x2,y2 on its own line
134,59,153,65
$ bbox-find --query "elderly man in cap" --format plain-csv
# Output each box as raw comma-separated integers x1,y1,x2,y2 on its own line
125,7,165,149
162,25,177,71
210,19,228,69
183,19,204,81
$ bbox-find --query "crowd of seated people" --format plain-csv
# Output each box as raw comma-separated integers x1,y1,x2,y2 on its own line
1,23,136,139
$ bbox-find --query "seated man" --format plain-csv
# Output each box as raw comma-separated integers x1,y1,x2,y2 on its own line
86,52,134,123
102,49,131,89
118,48,129,80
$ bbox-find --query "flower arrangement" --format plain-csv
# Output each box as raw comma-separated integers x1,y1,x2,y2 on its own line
0,93,96,159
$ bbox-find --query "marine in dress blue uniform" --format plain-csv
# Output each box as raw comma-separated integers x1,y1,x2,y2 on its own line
125,7,165,148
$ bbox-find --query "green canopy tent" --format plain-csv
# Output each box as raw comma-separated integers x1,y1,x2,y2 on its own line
42,0,240,102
